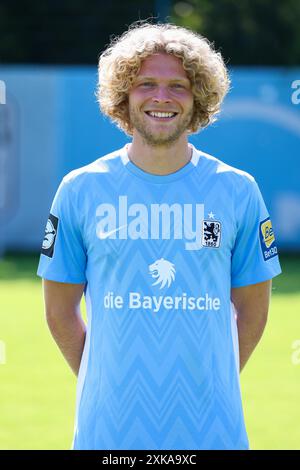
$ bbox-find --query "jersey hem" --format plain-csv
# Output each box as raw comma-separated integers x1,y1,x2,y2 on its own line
36,270,86,284
231,267,282,288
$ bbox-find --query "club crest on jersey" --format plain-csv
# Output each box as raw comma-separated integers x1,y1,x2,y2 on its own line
202,220,221,248
149,258,176,289
260,217,278,260
41,214,58,258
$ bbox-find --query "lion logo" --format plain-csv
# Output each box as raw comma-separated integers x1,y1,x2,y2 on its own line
149,258,176,289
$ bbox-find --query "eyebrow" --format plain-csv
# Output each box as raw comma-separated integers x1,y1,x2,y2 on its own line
136,76,190,84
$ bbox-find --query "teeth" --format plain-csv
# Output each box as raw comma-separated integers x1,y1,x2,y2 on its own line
148,112,176,118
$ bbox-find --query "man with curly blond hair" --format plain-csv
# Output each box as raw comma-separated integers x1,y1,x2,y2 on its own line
37,22,281,450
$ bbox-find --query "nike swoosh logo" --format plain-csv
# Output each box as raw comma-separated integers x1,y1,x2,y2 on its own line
98,224,128,239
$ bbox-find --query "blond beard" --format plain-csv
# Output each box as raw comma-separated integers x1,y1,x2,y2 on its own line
129,107,193,147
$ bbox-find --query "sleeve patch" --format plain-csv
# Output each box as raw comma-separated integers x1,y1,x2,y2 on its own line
259,217,278,260
41,214,59,258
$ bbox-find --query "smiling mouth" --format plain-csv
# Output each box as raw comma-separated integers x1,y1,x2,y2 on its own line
145,111,178,121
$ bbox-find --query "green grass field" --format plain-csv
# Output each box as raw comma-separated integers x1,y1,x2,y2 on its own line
0,253,299,449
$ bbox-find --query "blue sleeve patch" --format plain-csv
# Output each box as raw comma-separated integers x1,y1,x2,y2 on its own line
259,217,278,260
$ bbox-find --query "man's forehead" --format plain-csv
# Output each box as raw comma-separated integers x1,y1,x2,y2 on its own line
137,52,189,79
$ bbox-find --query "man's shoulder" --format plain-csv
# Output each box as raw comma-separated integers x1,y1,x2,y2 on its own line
194,146,256,187
62,146,126,187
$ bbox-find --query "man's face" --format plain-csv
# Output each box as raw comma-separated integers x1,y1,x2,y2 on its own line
128,52,194,146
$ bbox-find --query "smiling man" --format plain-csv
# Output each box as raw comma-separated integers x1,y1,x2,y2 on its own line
37,22,281,450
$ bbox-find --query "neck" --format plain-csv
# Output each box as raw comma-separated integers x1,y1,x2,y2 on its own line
127,133,192,176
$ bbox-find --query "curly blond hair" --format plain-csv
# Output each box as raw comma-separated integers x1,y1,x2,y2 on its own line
97,21,230,135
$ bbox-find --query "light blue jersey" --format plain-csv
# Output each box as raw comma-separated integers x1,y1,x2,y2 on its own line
37,143,281,450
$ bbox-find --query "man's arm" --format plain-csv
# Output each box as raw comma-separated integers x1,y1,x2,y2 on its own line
231,280,272,373
43,279,86,376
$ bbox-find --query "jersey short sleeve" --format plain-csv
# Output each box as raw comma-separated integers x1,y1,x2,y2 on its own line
231,176,281,287
37,177,87,284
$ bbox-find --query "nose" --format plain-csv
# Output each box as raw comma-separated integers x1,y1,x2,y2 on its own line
152,85,171,103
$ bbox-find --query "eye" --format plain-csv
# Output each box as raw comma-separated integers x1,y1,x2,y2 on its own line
171,83,185,89
140,82,155,87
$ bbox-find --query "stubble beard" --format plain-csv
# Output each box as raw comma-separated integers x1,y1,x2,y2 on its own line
129,106,194,148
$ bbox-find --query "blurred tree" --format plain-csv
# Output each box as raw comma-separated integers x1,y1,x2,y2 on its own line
0,0,156,64
0,0,299,65
171,0,300,65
